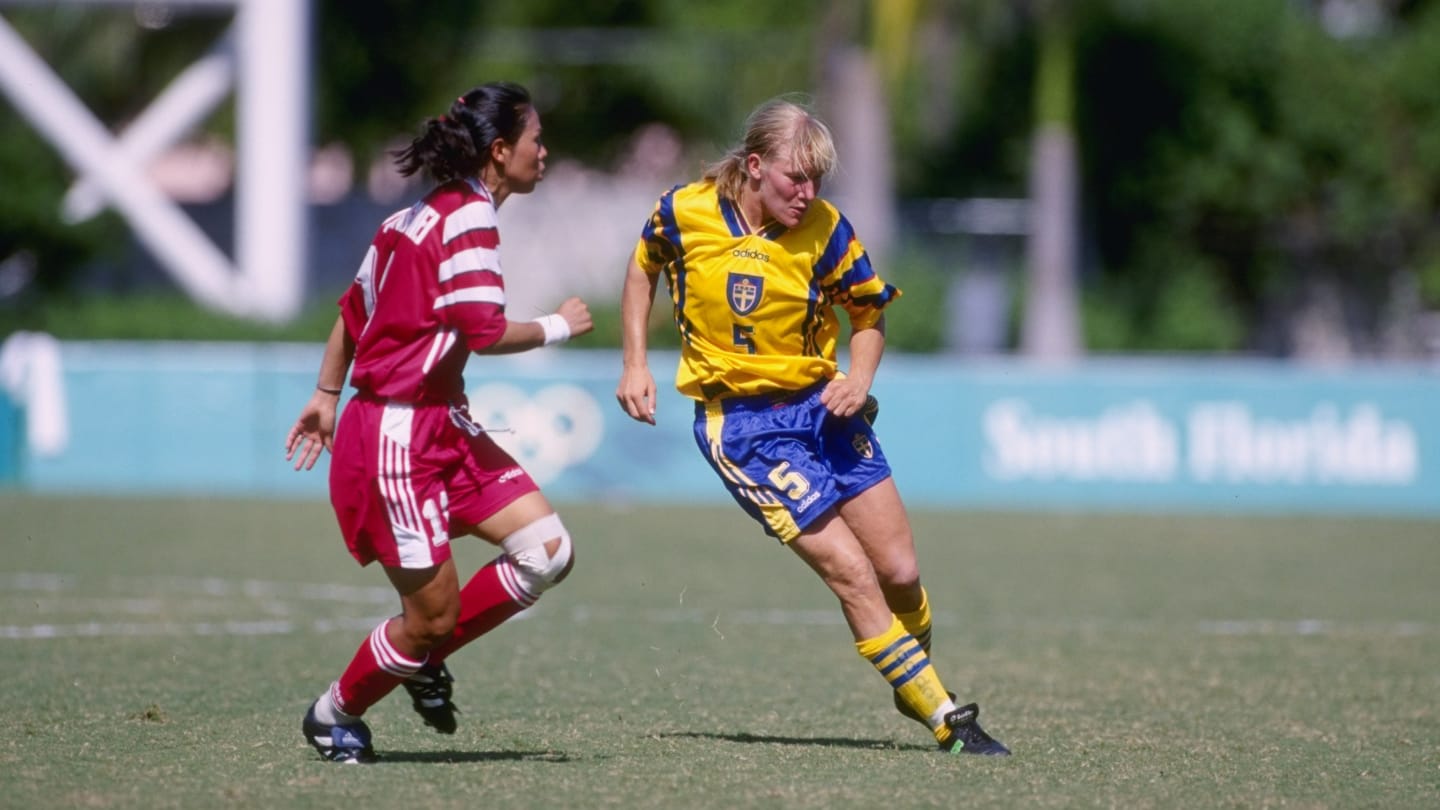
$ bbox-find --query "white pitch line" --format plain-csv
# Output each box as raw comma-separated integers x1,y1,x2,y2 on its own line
0,572,396,604
1195,619,1429,637
0,609,1432,641
0,573,1432,640
1,616,393,640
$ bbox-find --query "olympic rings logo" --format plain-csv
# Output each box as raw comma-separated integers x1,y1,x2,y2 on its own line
464,383,604,485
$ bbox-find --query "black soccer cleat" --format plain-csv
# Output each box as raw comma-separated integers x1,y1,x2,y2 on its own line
403,662,459,734
940,703,1011,756
894,689,958,727
302,700,377,763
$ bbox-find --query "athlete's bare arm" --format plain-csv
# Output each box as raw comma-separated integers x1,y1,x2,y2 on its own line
821,316,885,418
475,296,593,355
286,315,357,470
616,256,660,425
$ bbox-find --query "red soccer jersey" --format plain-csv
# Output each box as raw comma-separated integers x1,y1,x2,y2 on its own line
340,178,508,403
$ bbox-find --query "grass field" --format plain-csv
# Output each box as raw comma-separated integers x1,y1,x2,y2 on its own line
1,493,1437,809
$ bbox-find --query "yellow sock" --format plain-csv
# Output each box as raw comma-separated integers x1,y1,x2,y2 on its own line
894,586,933,655
855,616,956,745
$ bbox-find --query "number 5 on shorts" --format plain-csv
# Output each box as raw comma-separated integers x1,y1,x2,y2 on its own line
768,461,810,500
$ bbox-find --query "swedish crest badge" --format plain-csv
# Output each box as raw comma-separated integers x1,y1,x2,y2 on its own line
728,273,764,316
851,433,875,459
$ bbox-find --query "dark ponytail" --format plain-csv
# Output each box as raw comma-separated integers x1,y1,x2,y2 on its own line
392,81,533,183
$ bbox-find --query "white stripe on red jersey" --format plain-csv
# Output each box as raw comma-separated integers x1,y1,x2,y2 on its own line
341,178,507,403
443,200,499,243
421,329,460,376
433,287,506,310
437,246,503,285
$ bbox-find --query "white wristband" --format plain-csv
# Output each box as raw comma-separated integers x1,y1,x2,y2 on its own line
534,313,571,346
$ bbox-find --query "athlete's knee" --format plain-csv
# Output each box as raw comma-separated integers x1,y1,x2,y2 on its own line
879,564,921,595
418,618,456,650
501,513,574,596
399,608,458,650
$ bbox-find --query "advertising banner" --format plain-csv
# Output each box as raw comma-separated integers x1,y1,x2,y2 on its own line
13,343,1439,517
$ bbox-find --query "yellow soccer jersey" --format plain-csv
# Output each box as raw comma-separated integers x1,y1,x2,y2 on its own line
634,180,900,401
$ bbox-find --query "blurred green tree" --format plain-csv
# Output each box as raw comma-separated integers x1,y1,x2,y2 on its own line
315,0,823,170
894,0,1440,355
5,0,1440,356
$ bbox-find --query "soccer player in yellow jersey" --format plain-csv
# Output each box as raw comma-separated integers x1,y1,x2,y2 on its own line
615,97,1009,755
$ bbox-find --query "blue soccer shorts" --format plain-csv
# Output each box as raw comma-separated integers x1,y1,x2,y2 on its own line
692,381,893,542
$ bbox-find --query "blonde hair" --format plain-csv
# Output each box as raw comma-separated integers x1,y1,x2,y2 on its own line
704,96,838,201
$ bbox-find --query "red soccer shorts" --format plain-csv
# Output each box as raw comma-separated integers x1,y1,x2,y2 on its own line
328,394,539,568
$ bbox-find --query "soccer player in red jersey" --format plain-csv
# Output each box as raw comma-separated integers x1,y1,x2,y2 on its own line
285,82,593,763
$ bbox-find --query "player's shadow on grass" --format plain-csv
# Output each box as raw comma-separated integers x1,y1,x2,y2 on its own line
377,749,572,764
661,731,931,752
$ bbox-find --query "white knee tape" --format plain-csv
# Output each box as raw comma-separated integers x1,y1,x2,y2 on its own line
501,513,572,595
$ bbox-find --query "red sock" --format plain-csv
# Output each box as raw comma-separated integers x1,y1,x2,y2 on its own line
428,554,537,663
333,619,425,716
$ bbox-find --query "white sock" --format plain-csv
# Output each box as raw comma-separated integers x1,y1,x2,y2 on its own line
314,682,360,725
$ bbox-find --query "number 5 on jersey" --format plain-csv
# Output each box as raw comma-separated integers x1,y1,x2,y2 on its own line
733,323,756,354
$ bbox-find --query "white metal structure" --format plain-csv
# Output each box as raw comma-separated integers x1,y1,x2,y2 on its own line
0,0,309,322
